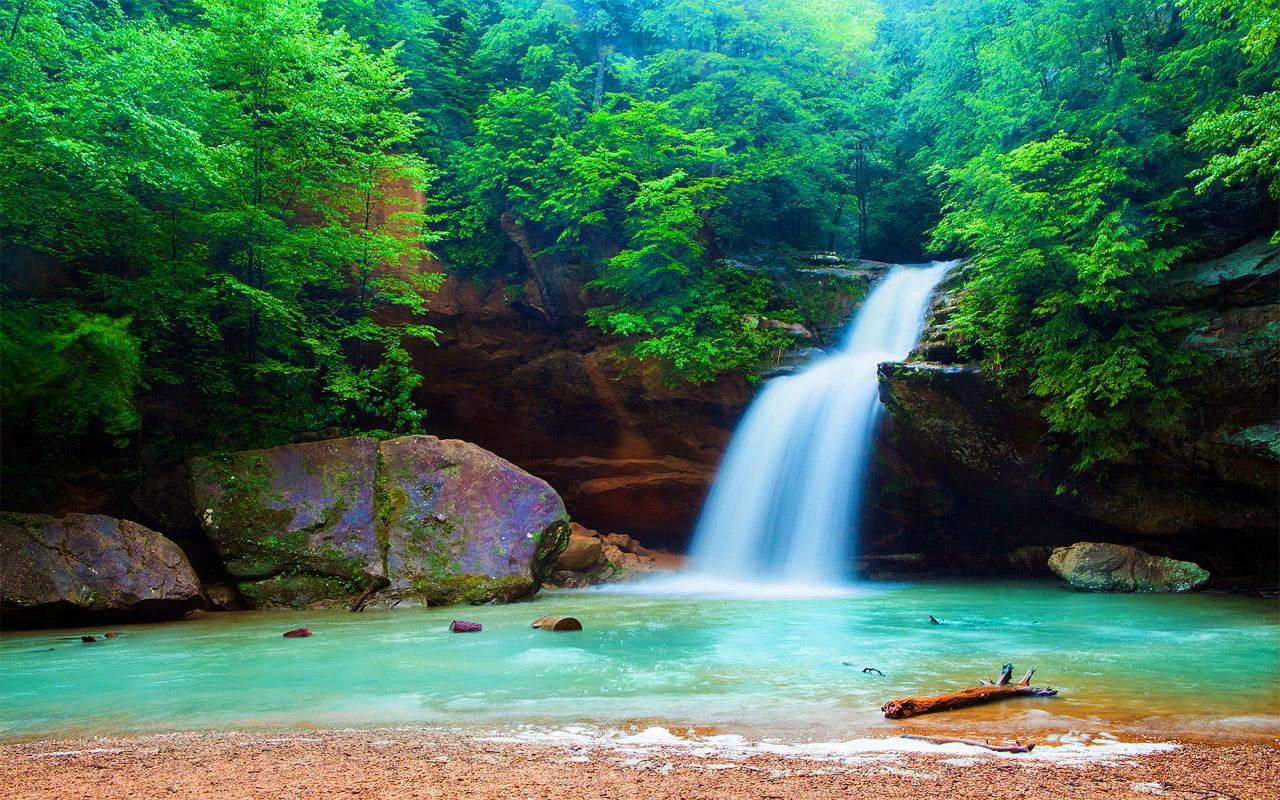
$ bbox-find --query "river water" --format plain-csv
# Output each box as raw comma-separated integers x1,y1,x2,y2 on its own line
2,581,1276,742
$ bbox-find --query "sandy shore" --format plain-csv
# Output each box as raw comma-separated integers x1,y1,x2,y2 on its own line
2,728,1276,800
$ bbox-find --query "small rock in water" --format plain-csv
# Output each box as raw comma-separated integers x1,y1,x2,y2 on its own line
450,620,482,633
81,636,97,643
282,627,312,638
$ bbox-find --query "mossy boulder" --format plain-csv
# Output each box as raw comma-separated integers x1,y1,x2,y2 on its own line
0,512,201,627
192,437,382,584
1048,542,1210,592
237,574,362,608
378,435,569,598
192,435,570,609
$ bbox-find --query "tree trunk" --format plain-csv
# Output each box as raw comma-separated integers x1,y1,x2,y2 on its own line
881,664,1058,719
593,47,606,111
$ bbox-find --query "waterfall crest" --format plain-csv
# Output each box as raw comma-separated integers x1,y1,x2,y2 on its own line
685,262,956,587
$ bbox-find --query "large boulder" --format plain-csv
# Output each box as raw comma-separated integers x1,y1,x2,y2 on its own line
191,437,382,584
0,512,201,627
1048,542,1210,592
192,435,570,608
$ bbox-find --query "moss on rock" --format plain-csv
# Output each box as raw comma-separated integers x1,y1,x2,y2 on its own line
237,573,363,609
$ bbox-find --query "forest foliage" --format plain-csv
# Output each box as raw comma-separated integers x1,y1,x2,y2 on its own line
0,0,1276,502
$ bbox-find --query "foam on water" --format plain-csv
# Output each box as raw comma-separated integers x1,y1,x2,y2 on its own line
483,724,1181,765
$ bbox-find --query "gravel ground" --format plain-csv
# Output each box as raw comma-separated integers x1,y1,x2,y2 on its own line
2,728,1277,800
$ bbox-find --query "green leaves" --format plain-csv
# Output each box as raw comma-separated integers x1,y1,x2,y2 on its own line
0,300,142,441
1,0,442,468
913,0,1270,470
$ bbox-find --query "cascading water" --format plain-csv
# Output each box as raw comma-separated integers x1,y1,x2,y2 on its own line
685,261,957,587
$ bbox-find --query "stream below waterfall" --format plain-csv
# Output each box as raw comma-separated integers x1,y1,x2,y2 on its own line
2,582,1276,742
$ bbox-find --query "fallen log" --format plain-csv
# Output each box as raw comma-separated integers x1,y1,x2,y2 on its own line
532,616,582,631
881,663,1057,719
901,734,1034,753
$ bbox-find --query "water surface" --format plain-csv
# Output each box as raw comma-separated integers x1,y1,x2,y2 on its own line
2,581,1276,742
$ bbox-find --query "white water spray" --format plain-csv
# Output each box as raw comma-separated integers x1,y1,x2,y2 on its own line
684,262,956,587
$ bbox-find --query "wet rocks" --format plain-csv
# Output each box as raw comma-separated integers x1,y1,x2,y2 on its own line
191,435,570,609
555,527,603,570
0,512,201,627
545,522,677,588
1048,542,1210,592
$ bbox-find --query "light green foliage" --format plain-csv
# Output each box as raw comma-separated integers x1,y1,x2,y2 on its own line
447,0,888,381
933,135,1201,467
1181,0,1280,202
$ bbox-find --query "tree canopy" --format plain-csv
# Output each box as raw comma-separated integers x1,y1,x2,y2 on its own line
0,0,1275,502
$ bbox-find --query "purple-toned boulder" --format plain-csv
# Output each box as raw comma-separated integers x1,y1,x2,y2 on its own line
379,436,569,600
191,437,382,583
0,512,201,627
191,435,570,608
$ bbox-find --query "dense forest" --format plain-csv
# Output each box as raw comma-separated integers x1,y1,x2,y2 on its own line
1,0,1276,506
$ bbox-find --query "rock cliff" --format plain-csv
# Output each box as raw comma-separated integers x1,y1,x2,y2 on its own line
868,239,1279,585
408,253,877,549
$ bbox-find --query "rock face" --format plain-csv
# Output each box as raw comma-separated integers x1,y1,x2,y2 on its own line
191,435,570,608
406,248,876,550
869,238,1279,584
1048,542,1210,592
0,512,201,627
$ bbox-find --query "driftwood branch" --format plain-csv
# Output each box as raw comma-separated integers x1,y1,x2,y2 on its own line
882,663,1057,719
350,576,391,613
901,734,1034,753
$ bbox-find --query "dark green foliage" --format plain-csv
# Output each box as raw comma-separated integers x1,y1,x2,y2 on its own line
0,300,142,442
1,0,439,503
903,0,1278,468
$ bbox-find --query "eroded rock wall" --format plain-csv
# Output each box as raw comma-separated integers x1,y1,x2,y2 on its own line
408,255,877,549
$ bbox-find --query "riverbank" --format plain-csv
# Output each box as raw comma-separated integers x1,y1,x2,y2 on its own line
3,728,1276,800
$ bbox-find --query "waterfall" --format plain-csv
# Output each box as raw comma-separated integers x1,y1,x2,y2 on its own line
685,262,957,587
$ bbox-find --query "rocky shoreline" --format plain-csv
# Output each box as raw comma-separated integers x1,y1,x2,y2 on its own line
3,727,1276,800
